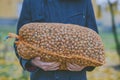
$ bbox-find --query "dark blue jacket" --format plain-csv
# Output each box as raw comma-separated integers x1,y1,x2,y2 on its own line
15,0,98,80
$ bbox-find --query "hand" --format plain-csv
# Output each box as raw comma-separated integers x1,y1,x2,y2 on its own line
67,63,86,71
31,57,60,71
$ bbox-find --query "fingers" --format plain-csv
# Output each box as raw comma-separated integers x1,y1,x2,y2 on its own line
31,57,41,66
34,57,40,60
32,57,85,71
41,62,59,67
40,62,60,71
67,63,85,71
67,63,77,71
42,63,60,71
40,62,60,68
31,57,60,71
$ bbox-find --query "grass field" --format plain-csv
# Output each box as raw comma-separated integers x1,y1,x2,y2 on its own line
0,25,120,80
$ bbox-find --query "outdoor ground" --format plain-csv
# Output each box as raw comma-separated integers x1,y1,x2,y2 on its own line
0,25,120,80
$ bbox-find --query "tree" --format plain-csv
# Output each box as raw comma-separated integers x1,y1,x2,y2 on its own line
108,0,120,62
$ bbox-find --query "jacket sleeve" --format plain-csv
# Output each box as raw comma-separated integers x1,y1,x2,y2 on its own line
84,0,98,71
14,0,38,72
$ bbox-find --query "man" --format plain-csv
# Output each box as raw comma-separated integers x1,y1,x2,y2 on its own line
15,0,98,80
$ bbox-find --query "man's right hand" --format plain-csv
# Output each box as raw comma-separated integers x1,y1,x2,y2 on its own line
31,57,60,71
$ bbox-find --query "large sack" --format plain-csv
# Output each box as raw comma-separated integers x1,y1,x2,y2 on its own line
11,23,105,70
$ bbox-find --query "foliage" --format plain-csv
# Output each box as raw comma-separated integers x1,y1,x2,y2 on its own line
0,52,29,80
88,52,120,80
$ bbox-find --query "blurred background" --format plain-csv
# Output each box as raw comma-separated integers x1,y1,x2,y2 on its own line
0,0,120,80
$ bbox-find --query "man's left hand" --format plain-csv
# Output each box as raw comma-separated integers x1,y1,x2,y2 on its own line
67,63,86,71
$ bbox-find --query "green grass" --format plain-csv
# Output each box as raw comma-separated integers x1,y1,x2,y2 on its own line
99,32,118,51
98,26,120,51
0,25,16,33
0,25,16,45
